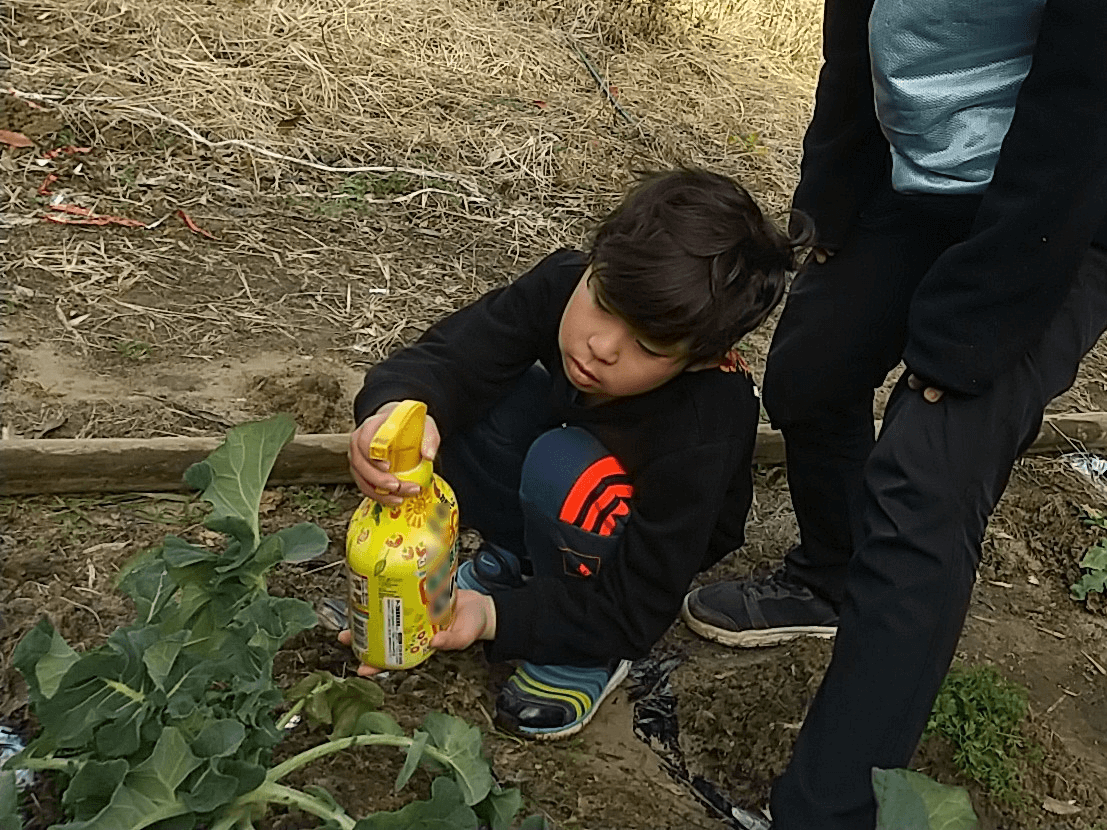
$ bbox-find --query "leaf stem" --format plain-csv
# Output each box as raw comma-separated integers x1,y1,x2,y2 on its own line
217,782,355,830
265,734,453,784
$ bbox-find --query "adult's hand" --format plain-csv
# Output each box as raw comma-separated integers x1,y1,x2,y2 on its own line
907,373,945,403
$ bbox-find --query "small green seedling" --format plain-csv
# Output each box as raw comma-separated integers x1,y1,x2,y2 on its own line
1071,539,1107,600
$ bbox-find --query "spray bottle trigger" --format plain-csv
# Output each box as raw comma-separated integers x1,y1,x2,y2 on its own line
369,400,428,474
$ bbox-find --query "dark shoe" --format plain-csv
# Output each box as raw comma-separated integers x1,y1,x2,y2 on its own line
682,567,838,647
455,543,526,595
495,659,631,740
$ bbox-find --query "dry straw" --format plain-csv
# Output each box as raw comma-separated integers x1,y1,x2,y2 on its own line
3,0,821,437
6,0,820,211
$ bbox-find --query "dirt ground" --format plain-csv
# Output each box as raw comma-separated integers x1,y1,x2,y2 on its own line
2,0,1107,827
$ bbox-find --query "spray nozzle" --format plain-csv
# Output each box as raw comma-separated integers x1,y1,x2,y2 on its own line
369,400,430,478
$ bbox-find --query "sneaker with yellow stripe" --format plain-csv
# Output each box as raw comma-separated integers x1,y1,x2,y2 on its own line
494,659,631,739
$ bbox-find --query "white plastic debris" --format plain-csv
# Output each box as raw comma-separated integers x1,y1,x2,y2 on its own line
0,724,35,789
1062,452,1107,495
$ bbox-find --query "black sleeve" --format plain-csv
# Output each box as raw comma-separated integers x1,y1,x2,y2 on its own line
353,250,584,435
790,0,888,249
903,0,1107,395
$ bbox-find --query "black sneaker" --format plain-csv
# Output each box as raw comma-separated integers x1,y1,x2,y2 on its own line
681,568,838,647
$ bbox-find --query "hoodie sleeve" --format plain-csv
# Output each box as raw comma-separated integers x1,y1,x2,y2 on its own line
790,0,888,249
353,250,584,435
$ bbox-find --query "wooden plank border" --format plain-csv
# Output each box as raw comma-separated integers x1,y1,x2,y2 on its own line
2,412,1105,495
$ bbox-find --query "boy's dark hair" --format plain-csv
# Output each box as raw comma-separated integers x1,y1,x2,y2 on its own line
589,169,810,363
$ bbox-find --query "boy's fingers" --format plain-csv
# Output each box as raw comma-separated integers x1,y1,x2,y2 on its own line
337,629,386,676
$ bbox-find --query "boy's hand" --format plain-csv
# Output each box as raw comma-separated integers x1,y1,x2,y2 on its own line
348,402,441,502
335,590,496,677
431,590,497,650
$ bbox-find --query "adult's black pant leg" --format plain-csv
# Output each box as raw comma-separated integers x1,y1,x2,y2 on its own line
771,245,1107,830
764,193,964,605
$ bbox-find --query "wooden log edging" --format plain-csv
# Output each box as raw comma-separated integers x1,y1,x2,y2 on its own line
2,412,1106,496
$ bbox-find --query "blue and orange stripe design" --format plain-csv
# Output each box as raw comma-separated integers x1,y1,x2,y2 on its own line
558,455,633,538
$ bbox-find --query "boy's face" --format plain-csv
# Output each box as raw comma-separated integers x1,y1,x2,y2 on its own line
558,268,710,401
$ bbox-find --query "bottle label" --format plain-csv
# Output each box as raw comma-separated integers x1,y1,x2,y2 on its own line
384,596,404,666
351,606,370,656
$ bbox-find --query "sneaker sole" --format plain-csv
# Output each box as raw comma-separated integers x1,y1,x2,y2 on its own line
512,659,632,741
680,594,837,648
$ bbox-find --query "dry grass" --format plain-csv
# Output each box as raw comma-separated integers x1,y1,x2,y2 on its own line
2,0,822,438
5,0,820,210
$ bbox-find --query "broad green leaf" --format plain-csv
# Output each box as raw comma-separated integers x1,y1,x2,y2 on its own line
35,627,79,700
1072,570,1107,599
353,777,478,830
420,712,493,805
161,537,220,569
284,671,384,739
1080,542,1107,570
472,784,523,830
275,522,331,562
179,761,240,814
58,728,199,830
243,523,329,573
94,706,146,758
62,759,128,820
872,768,978,830
116,555,176,624
0,771,21,830
12,619,59,705
215,760,266,798
183,414,297,553
283,670,331,702
237,596,317,656
143,633,186,691
191,721,245,758
396,730,429,792
353,712,405,738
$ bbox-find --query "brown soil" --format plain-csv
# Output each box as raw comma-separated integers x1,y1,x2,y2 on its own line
3,1,1107,828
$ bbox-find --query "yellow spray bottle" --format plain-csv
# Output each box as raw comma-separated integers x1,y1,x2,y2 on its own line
345,400,460,670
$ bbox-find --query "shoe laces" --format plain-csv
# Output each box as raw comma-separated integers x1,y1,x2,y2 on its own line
741,567,807,600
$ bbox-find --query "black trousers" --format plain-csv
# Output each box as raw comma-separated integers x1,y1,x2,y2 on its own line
762,187,1107,829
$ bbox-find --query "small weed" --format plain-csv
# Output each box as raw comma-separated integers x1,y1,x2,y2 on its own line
117,164,137,191
728,131,766,154
289,486,342,519
51,126,77,148
337,172,414,199
114,339,152,361
152,131,180,151
925,663,1040,805
1074,507,1107,600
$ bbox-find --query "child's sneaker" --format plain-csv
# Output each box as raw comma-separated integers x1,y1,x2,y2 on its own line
455,543,527,594
681,567,838,647
494,659,631,740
